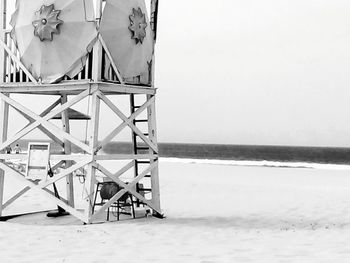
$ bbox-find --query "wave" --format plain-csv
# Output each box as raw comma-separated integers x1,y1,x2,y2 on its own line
160,157,350,170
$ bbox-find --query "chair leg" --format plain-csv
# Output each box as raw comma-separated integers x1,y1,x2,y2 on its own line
92,183,101,215
107,206,110,221
117,201,120,221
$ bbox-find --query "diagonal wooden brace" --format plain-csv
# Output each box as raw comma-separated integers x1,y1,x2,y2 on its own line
91,161,159,220
97,92,157,153
0,161,87,222
0,39,38,83
0,88,93,153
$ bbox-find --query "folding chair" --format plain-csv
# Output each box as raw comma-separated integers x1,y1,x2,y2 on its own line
93,178,135,221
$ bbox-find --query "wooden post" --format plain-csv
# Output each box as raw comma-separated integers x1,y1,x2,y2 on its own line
149,1,161,214
84,91,100,223
150,0,159,86
61,95,74,207
147,94,161,213
92,0,103,82
0,0,7,216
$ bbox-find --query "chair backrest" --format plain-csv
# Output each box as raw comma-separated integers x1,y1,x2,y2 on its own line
26,142,50,180
100,181,128,202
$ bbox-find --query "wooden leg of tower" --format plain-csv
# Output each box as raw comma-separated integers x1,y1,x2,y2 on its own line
61,95,74,207
147,95,162,214
0,94,9,216
0,0,7,217
84,92,100,223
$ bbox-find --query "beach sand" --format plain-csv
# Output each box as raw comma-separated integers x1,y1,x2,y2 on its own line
1,160,350,262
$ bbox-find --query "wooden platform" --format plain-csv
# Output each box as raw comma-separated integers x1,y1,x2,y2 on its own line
0,81,156,96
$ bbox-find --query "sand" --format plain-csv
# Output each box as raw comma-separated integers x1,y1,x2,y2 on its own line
1,160,350,262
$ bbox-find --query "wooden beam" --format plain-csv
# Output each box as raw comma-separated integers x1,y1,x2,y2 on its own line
0,92,9,216
92,161,160,220
98,35,125,84
0,162,87,222
0,82,156,96
61,94,74,207
0,154,89,162
0,0,7,83
38,159,91,189
99,83,156,95
150,0,159,86
0,89,93,153
97,93,156,152
94,154,158,161
0,0,8,212
15,98,64,147
84,91,100,223
147,95,161,211
92,0,103,82
0,39,37,83
2,186,30,210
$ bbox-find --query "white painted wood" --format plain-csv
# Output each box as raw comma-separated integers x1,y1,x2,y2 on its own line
39,159,91,189
0,162,87,222
92,0,103,82
26,142,50,180
0,0,7,83
0,82,156,96
2,186,30,209
0,39,37,83
97,93,156,151
147,95,161,211
99,92,157,152
16,98,64,147
61,95,74,207
98,35,125,84
0,89,93,153
99,83,156,95
0,95,9,216
92,161,160,220
94,154,158,160
84,91,100,223
0,1,8,216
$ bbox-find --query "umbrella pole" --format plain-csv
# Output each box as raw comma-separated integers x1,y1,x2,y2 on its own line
92,0,103,82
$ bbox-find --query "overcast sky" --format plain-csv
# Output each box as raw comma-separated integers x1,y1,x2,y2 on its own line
155,0,350,147
6,0,350,147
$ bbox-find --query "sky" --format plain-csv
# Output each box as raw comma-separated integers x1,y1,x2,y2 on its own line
5,0,350,147
155,0,350,147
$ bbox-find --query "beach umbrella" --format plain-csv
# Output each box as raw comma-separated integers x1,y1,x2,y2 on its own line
100,0,153,79
10,0,98,83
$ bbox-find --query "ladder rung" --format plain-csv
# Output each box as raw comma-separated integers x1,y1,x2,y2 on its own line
138,188,152,192
136,160,151,164
134,119,148,123
135,133,149,137
144,174,151,178
133,106,141,109
136,146,149,150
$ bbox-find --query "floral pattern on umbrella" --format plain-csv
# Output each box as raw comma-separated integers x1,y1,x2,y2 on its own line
128,7,147,44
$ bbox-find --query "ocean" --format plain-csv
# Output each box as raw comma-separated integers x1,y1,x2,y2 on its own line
15,140,350,165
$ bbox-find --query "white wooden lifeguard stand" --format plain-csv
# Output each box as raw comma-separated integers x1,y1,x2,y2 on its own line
0,0,162,223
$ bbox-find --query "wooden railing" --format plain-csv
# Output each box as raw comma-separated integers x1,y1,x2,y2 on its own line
3,30,94,84
3,31,30,83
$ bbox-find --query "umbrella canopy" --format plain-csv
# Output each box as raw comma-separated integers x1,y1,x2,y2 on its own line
100,0,153,80
10,0,98,84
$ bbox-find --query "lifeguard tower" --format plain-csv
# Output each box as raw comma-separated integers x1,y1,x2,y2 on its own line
0,0,162,223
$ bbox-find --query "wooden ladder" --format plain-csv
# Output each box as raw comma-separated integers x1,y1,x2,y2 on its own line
130,94,154,208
